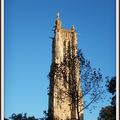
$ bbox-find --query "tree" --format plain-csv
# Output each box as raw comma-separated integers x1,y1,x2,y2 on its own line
97,76,116,120
48,49,105,119
5,113,39,120
39,111,48,120
78,49,104,111
97,106,115,120
106,76,116,106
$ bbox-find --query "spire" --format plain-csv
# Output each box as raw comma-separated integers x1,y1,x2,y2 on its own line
55,12,62,31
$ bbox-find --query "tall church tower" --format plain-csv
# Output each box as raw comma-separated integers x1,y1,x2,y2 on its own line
48,13,83,120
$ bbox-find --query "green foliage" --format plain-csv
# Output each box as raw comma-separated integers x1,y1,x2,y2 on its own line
5,113,39,120
106,76,116,106
97,76,116,120
97,106,116,120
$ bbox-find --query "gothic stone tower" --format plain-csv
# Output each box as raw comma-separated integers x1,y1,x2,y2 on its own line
48,13,83,120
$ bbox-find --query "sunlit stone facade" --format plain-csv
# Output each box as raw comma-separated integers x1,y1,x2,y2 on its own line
48,13,83,120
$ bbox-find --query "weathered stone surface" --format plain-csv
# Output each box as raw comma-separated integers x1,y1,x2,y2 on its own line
48,13,83,120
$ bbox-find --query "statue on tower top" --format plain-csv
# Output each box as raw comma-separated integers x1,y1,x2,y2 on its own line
71,25,75,32
56,12,60,19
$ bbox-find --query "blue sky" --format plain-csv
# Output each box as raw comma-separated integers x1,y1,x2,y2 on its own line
5,0,116,119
